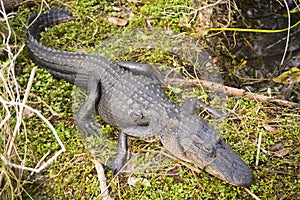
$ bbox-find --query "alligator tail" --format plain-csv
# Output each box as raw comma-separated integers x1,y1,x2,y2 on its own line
27,8,73,40
26,9,90,88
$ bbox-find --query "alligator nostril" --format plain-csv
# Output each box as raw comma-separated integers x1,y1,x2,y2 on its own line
235,169,254,187
202,145,217,157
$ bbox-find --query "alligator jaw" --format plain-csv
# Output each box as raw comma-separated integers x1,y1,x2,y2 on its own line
205,153,254,187
181,139,254,186
160,115,254,187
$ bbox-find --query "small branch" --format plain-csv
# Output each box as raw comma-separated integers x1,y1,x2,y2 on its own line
92,159,113,200
244,187,261,200
255,131,263,167
269,169,298,176
280,0,291,66
166,78,299,108
0,98,66,173
159,150,202,173
6,65,35,162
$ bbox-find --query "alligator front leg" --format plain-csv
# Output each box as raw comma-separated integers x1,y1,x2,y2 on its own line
182,98,226,118
76,77,101,137
117,61,166,86
109,132,128,175
109,124,158,175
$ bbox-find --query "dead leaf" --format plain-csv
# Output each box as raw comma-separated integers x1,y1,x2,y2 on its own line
262,122,276,133
128,0,147,6
128,177,151,187
273,67,300,84
146,19,155,27
269,143,283,151
112,6,123,12
107,16,128,26
274,148,289,158
23,107,35,118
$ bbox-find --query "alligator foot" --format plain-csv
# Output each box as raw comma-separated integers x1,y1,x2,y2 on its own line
117,61,166,86
77,119,101,137
108,133,128,176
182,97,226,118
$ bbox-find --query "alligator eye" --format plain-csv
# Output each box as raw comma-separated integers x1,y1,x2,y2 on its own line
216,138,224,148
202,146,214,157
203,146,212,153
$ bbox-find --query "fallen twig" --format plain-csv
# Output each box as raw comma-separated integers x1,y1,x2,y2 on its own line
166,78,299,108
255,131,263,167
244,187,261,200
0,98,66,173
92,159,113,200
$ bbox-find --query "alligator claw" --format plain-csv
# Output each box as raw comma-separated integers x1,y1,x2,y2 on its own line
108,161,123,177
108,133,128,176
79,120,101,137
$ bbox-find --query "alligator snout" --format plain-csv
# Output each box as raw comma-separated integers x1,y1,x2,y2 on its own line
205,150,254,187
160,115,254,187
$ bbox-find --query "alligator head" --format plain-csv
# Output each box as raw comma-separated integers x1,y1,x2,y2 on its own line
160,112,254,187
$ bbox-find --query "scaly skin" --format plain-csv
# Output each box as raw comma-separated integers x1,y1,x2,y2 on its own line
26,8,254,186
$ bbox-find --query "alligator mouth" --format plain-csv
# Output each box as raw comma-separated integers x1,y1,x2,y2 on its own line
203,151,254,187
182,136,254,186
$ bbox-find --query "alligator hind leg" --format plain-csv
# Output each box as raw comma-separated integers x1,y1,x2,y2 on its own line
181,98,226,118
108,132,128,175
117,61,166,86
76,77,101,137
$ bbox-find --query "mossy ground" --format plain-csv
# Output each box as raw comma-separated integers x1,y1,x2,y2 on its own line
0,0,299,199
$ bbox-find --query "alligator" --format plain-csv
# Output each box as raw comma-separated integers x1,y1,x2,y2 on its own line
26,8,254,187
